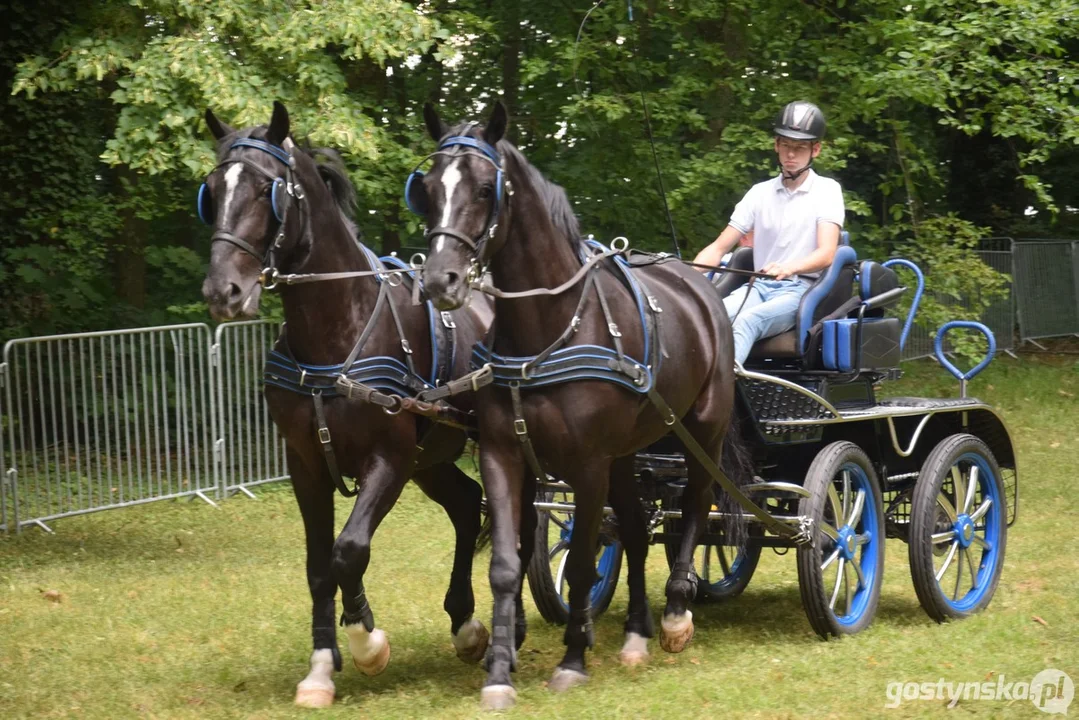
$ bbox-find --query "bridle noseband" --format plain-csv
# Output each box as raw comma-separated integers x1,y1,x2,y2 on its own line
200,138,306,287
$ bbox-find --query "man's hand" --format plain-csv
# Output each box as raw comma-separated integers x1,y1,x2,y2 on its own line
762,262,798,281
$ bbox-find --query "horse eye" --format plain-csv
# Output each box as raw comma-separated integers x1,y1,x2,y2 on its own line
478,185,493,200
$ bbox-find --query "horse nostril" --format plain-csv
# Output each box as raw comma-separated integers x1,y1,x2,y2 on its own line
445,271,459,288
227,282,242,301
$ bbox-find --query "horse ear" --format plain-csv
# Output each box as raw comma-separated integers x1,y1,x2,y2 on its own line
424,102,448,142
267,100,290,146
205,108,233,140
484,101,508,145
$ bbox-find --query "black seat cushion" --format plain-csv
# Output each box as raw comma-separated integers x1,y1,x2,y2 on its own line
748,331,799,359
712,246,754,299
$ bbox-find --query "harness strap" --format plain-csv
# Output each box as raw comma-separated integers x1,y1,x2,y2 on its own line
383,278,423,385
334,375,475,431
341,280,392,372
311,390,359,498
416,363,494,403
521,269,599,377
508,382,548,485
643,387,805,542
472,248,622,299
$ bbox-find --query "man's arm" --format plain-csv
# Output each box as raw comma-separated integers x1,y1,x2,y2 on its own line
762,222,840,280
693,224,745,270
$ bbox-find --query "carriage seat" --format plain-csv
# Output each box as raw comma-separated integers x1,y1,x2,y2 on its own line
711,239,859,368
818,261,903,372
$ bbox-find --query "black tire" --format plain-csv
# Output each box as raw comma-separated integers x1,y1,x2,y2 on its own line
526,488,622,625
796,441,885,639
908,434,1007,623
661,491,761,602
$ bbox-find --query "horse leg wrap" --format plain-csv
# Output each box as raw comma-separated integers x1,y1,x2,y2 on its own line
564,605,595,649
339,587,375,632
484,615,518,672
625,607,655,639
666,561,698,601
313,625,343,671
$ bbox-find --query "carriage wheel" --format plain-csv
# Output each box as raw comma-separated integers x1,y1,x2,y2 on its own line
661,492,761,602
526,488,622,625
908,434,1007,622
796,442,885,639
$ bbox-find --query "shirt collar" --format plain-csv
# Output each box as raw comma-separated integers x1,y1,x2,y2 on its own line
773,168,818,194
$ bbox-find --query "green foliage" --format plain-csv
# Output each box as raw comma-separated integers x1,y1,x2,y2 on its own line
1,0,1076,340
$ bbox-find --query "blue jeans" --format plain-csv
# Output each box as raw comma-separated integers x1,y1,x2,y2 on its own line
722,279,810,365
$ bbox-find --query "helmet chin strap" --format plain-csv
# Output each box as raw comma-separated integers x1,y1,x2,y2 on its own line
781,158,813,182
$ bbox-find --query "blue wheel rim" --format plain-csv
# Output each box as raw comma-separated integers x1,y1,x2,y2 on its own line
932,452,1003,612
554,516,620,612
697,545,749,594
822,462,880,627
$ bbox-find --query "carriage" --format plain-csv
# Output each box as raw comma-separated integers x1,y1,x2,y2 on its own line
527,239,1018,639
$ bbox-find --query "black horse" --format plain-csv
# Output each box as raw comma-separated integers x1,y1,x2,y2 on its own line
415,102,747,709
200,102,493,708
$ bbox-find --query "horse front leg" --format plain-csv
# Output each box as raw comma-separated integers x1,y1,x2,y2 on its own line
332,451,412,677
606,455,654,666
288,448,341,709
548,456,611,692
477,442,527,711
412,462,490,664
660,450,715,653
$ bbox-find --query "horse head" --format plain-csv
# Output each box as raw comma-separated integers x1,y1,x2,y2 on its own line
414,102,510,311
199,101,299,321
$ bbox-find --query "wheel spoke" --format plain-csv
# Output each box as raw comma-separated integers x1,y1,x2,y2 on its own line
853,532,871,547
937,493,959,523
548,537,569,560
850,555,866,590
847,489,866,527
952,465,966,517
953,548,965,600
935,541,959,582
970,497,993,523
819,521,839,541
842,471,851,525
931,531,955,545
717,545,731,577
827,484,844,527
555,547,570,599
550,513,571,533
829,558,846,610
971,534,993,551
963,465,978,514
821,546,841,571
844,562,855,614
964,545,978,589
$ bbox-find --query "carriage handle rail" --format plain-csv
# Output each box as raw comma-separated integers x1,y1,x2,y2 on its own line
934,321,997,398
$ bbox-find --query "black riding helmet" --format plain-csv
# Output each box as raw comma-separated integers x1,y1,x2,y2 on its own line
774,101,826,142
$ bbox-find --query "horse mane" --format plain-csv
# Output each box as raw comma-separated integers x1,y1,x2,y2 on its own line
214,126,364,242
445,122,582,252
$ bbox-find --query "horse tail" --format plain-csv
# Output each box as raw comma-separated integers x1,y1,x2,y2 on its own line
474,502,494,555
716,405,755,549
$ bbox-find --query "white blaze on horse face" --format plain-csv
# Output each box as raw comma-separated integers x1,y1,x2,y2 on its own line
435,159,463,254
220,162,244,222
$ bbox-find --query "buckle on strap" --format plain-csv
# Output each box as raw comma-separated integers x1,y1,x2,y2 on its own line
608,323,622,338
514,418,528,436
401,339,413,355
318,427,331,444
440,311,456,329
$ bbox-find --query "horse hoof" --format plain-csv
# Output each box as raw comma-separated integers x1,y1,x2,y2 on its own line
659,611,694,654
348,628,391,676
620,632,650,667
548,667,589,693
294,685,335,709
480,684,517,711
453,618,490,665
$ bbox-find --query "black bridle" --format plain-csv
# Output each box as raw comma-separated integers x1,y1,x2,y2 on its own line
202,138,306,288
404,135,512,277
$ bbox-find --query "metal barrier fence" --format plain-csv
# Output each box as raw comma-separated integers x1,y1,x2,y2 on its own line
1,325,218,533
1013,240,1079,344
213,321,288,497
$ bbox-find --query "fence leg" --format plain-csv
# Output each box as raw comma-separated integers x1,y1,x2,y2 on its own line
32,519,54,534
1004,349,1019,359
236,486,257,500
193,490,219,508
1025,339,1049,351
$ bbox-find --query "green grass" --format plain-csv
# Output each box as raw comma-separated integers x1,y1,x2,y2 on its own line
1,355,1077,718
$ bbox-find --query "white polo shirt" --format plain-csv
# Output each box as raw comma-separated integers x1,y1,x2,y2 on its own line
728,170,844,279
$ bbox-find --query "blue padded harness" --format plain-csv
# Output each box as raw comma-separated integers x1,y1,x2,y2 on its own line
471,240,658,394
262,247,452,399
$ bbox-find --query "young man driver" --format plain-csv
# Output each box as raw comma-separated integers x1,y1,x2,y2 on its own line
694,101,844,366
